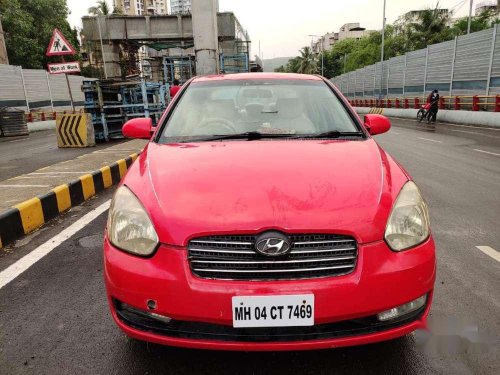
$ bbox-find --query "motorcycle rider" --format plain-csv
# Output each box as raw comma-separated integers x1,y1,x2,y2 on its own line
427,89,440,123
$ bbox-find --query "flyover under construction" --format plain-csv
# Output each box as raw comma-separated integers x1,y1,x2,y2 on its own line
80,5,258,85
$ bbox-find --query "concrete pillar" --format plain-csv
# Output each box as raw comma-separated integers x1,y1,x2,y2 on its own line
0,14,9,65
102,44,121,78
191,0,219,75
150,58,163,83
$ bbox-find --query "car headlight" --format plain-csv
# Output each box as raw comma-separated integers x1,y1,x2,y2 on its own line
107,186,159,256
384,181,430,251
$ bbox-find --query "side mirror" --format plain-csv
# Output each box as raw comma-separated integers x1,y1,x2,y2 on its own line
364,114,391,136
122,118,153,139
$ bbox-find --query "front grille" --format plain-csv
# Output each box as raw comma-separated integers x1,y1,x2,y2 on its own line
188,234,358,281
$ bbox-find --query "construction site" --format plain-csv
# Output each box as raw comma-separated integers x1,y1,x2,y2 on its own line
77,0,262,140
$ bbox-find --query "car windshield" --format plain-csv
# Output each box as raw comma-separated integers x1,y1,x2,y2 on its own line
158,79,362,143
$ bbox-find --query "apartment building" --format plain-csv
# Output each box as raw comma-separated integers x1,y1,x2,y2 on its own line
115,0,168,16
170,0,192,15
313,23,372,53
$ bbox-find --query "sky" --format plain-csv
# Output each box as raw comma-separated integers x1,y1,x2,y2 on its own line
68,0,474,58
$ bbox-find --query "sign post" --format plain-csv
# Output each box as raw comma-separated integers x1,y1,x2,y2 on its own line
46,29,79,112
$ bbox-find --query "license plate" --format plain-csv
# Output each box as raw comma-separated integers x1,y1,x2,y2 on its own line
232,295,314,328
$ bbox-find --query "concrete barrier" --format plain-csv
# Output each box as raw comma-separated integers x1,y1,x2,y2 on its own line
56,114,96,147
355,107,500,128
27,120,57,132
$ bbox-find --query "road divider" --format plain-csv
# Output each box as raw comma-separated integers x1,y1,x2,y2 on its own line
0,153,138,249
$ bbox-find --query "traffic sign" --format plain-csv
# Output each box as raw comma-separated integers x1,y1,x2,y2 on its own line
47,61,81,74
46,29,76,56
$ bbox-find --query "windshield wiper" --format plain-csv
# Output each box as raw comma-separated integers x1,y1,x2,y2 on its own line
300,131,365,139
202,132,298,141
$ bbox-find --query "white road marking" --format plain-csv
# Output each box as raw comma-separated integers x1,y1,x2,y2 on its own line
0,184,50,188
417,137,443,143
8,138,28,143
448,129,500,139
443,123,500,131
12,176,77,180
476,246,500,263
473,149,500,157
29,172,93,175
402,118,500,131
0,200,111,290
390,131,401,135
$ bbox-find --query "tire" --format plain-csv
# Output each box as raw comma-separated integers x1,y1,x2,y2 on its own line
417,110,425,122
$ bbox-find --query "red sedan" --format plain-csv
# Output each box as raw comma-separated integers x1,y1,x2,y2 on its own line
104,73,436,351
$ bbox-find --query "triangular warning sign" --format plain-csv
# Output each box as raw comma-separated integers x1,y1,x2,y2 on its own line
46,29,76,57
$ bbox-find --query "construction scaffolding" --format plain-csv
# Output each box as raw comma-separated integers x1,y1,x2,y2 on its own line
163,56,196,85
83,79,168,141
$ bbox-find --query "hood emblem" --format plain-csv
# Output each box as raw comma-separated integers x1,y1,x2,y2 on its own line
255,232,291,257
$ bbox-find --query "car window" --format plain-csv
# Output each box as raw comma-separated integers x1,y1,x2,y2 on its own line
159,79,359,142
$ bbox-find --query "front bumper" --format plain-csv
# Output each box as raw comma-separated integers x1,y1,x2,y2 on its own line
104,237,436,351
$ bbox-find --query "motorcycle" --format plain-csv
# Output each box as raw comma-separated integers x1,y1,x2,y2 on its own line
417,103,431,123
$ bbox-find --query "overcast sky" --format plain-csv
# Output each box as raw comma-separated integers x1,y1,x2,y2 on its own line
68,0,473,58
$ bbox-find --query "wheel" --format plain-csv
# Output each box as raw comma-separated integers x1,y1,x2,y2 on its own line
417,110,425,122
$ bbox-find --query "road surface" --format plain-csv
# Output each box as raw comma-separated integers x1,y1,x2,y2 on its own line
0,118,499,374
0,130,124,181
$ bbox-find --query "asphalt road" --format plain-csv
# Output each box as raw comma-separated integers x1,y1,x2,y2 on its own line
0,130,124,181
0,118,499,374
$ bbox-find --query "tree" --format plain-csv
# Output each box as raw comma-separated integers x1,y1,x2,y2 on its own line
296,47,317,74
278,1,499,77
452,9,499,35
88,0,110,16
0,0,79,69
396,3,454,50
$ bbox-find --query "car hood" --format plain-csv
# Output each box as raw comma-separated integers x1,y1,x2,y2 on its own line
128,139,409,246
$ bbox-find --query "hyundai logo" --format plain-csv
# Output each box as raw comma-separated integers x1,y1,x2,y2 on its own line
255,232,291,257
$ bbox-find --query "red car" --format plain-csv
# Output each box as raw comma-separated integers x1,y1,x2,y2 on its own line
104,73,435,351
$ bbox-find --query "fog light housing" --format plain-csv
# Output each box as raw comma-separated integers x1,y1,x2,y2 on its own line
119,301,172,324
377,295,427,322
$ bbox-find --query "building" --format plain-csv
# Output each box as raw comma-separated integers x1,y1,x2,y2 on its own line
170,0,192,15
313,23,373,53
475,0,499,15
114,0,168,16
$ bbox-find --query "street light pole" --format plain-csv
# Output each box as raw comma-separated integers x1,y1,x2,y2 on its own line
467,0,474,34
380,0,387,99
321,40,324,76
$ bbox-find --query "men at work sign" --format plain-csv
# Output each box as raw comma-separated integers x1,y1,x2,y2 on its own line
46,28,79,75
46,29,76,56
47,62,81,74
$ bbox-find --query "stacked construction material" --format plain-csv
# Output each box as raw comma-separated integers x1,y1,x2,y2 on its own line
0,107,29,137
82,79,167,142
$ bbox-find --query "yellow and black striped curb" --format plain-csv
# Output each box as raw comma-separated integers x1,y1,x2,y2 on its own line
368,108,385,115
0,153,139,249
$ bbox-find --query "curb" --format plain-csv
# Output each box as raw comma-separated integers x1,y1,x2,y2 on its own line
0,153,139,249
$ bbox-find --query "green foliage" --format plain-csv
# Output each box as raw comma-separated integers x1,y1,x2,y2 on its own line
0,0,79,69
275,2,499,78
452,9,499,35
88,0,110,16
297,46,317,74
395,4,454,50
80,65,104,79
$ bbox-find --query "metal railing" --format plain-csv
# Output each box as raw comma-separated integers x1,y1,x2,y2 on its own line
350,95,500,112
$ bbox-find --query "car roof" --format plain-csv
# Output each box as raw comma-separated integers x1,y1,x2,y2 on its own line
192,73,323,83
